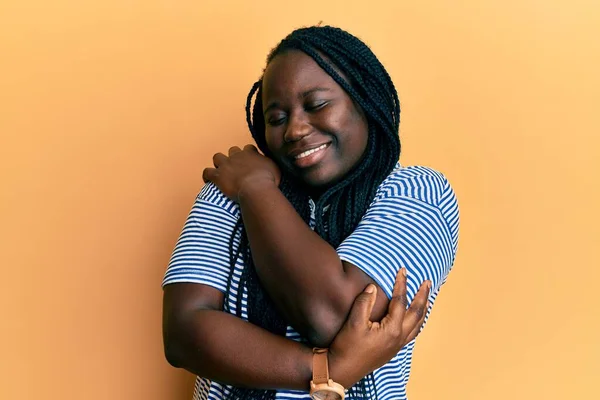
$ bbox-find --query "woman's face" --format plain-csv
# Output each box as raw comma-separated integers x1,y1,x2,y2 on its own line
261,50,369,191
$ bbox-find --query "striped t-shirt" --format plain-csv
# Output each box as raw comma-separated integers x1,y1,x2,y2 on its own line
162,164,460,400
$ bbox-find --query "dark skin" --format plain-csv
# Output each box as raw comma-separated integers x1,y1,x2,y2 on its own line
261,50,370,194
163,269,429,389
163,50,431,390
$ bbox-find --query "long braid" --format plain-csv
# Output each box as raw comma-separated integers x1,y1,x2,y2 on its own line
225,26,400,400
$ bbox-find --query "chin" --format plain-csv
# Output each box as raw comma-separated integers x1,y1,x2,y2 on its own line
283,163,345,192
299,171,341,191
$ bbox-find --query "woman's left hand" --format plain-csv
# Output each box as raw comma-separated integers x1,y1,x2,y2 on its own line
328,268,431,388
203,145,281,202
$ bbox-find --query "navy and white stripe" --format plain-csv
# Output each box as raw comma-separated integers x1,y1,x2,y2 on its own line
163,163,460,400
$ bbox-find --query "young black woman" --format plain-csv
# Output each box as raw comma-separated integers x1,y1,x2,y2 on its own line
163,25,459,400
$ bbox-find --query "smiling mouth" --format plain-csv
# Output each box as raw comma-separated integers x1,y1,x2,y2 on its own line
290,142,331,169
294,143,329,160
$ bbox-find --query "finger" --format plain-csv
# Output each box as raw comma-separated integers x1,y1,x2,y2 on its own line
202,167,218,183
387,268,409,321
404,300,430,344
243,144,259,153
228,146,242,156
401,280,431,335
347,284,378,328
213,152,228,167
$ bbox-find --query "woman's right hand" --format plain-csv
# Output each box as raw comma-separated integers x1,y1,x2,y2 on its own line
328,268,431,388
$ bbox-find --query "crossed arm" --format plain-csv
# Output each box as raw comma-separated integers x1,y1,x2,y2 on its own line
163,266,429,390
162,146,436,390
236,178,406,346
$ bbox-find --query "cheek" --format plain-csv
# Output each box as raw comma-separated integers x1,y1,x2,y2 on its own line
264,128,282,153
354,115,369,155
339,102,369,157
347,134,368,165
345,119,369,161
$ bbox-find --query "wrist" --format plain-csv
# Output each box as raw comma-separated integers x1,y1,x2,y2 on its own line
310,348,346,400
296,345,314,391
238,175,278,200
328,350,360,389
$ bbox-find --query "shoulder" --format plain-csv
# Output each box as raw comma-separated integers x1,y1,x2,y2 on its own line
371,164,460,252
197,182,240,218
374,164,456,207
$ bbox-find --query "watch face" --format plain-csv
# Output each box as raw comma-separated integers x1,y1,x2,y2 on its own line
312,390,342,400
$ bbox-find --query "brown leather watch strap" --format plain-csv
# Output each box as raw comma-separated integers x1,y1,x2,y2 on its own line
312,348,330,385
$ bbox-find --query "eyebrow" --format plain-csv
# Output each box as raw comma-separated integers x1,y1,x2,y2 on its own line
300,87,331,98
263,87,331,116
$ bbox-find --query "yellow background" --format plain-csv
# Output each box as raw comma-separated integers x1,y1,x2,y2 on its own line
1,1,599,399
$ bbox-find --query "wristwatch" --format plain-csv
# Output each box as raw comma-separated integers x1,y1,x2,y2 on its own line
309,348,345,400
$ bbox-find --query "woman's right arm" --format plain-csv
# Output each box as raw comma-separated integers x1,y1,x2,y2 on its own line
163,269,430,390
163,282,313,390
162,183,321,389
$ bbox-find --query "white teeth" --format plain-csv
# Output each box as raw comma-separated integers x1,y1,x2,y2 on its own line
295,144,328,159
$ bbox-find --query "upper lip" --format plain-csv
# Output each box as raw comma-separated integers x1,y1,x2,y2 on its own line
286,142,331,158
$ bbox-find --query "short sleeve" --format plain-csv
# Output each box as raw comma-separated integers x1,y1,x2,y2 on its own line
162,182,241,292
336,166,459,302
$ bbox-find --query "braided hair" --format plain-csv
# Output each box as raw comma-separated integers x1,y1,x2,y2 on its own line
225,25,401,400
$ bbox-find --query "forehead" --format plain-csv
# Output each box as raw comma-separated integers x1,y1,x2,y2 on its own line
262,50,339,101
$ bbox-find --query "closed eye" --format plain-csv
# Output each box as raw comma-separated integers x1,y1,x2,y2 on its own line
305,101,328,112
267,116,287,126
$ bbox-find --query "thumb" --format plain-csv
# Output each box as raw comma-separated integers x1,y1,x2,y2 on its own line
347,284,378,327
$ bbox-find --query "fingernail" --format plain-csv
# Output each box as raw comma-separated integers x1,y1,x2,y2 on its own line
365,284,375,294
427,281,432,290
402,268,407,277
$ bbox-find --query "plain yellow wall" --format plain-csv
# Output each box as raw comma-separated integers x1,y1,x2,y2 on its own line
1,1,599,399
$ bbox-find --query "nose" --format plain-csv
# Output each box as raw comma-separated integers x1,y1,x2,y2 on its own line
284,112,312,143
